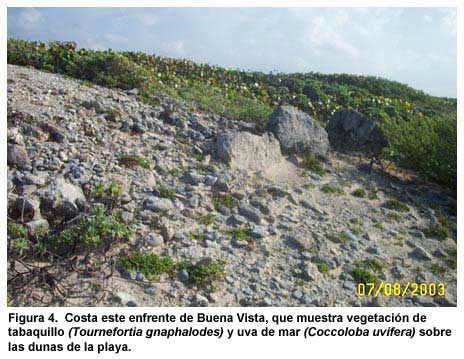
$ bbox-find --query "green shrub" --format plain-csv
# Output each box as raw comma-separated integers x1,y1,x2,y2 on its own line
7,222,43,256
438,215,456,232
321,184,345,195
44,205,129,255
179,259,226,286
212,194,238,211
93,181,123,208
316,263,330,274
7,39,149,90
302,155,325,176
384,199,409,212
73,52,149,89
7,39,49,68
229,226,253,243
382,114,456,191
351,259,383,284
119,252,225,285
8,223,27,239
423,225,449,241
10,237,30,256
351,266,379,284
119,252,176,280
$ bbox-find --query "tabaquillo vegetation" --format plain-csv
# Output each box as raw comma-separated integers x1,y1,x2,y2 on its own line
7,39,456,191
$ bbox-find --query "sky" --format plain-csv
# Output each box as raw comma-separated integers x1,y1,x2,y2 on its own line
7,7,457,97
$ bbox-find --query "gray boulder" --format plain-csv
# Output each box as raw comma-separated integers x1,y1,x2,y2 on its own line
39,178,87,219
216,131,283,171
266,106,329,158
325,109,389,157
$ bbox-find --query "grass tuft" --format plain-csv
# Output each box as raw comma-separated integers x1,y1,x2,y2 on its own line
301,155,325,177
316,262,330,274
384,199,409,212
423,225,450,241
321,184,345,195
212,193,238,211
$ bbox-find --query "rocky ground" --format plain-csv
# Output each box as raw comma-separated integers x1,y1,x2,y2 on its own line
7,64,457,307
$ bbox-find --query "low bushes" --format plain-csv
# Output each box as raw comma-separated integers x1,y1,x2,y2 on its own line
8,39,149,90
382,113,456,191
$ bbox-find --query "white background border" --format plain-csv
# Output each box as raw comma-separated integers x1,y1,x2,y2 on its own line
1,1,462,358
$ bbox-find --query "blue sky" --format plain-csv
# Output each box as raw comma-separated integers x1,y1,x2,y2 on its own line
7,7,457,97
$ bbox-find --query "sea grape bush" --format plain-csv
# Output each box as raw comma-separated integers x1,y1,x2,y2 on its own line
382,113,456,190
8,39,149,90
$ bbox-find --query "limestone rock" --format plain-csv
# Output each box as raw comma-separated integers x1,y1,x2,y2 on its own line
266,106,329,158
216,131,283,171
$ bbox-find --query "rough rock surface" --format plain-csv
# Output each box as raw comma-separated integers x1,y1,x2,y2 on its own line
216,131,284,171
7,65,457,307
266,105,329,158
326,109,389,156
39,177,87,219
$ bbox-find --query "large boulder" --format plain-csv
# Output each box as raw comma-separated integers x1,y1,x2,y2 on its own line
266,106,329,159
216,131,284,171
325,109,389,156
39,178,87,220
